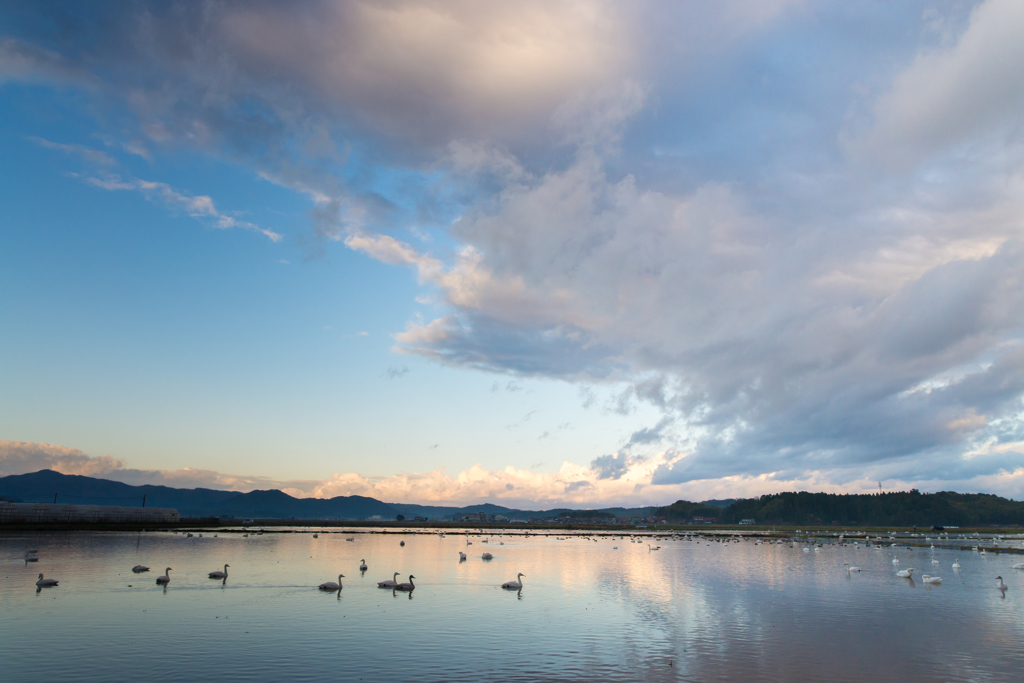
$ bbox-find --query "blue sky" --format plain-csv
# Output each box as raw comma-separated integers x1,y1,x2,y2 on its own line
3,1,1024,506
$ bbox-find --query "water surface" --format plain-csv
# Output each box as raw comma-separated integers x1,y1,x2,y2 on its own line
3,529,1022,681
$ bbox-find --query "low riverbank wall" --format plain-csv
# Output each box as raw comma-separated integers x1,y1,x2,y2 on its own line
0,502,180,525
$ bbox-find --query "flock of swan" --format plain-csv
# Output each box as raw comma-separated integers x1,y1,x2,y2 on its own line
32,552,527,594
26,529,1024,595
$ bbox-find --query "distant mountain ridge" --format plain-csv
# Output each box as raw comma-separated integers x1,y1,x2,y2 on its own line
0,470,658,521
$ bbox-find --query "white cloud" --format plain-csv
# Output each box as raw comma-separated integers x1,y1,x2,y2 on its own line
6,440,1024,507
29,136,117,165
852,0,1024,167
88,174,282,242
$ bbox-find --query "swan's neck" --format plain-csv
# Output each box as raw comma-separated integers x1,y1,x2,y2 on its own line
338,575,343,588
408,576,415,588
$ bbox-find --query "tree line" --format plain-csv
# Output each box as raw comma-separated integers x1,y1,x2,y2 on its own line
657,490,1024,526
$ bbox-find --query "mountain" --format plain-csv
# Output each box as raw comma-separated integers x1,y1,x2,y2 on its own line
0,470,396,519
0,470,659,522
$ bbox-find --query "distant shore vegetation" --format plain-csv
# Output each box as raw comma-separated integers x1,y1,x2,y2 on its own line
657,490,1024,527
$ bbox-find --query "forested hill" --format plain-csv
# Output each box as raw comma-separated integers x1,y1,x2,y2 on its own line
658,490,1024,527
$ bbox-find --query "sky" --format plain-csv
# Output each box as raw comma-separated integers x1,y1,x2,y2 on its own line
3,0,1024,508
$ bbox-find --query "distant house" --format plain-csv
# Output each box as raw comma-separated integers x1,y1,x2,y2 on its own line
460,512,488,523
413,516,428,522
739,518,756,525
368,515,382,521
692,516,716,525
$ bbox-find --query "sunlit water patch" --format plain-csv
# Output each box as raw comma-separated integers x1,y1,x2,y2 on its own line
2,529,1023,681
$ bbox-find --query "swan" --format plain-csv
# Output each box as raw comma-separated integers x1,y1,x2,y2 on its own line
953,559,961,570
1012,562,1024,570
649,545,661,551
931,558,939,565
502,573,524,589
345,537,354,542
844,563,861,572
132,564,150,573
24,551,38,562
996,576,1007,590
208,564,229,579
896,568,914,578
395,575,416,591
359,559,368,571
156,568,172,585
481,552,493,560
35,573,58,587
377,572,400,588
922,575,942,584
892,557,899,565
313,533,318,538
458,552,467,560
319,574,344,591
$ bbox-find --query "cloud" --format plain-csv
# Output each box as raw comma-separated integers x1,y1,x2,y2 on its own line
385,365,410,380
0,36,91,85
0,440,317,494
852,0,1024,168
6,440,1024,508
29,135,282,242
7,2,1024,495
29,137,117,166
0,440,125,478
86,174,282,242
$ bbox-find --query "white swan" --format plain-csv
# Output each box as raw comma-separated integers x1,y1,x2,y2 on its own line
319,574,344,591
458,552,467,560
922,575,942,584
844,563,861,572
395,575,416,591
892,557,899,565
996,576,1007,590
481,552,493,560
896,568,914,578
156,568,172,585
35,573,58,587
1012,562,1024,570
132,564,150,573
502,573,524,589
953,559,961,569
359,559,368,571
931,558,939,565
208,564,229,579
377,572,399,588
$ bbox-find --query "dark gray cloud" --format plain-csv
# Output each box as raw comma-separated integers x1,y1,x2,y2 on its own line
591,453,633,481
385,365,410,380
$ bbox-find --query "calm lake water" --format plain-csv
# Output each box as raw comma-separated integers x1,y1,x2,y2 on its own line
3,528,1023,682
